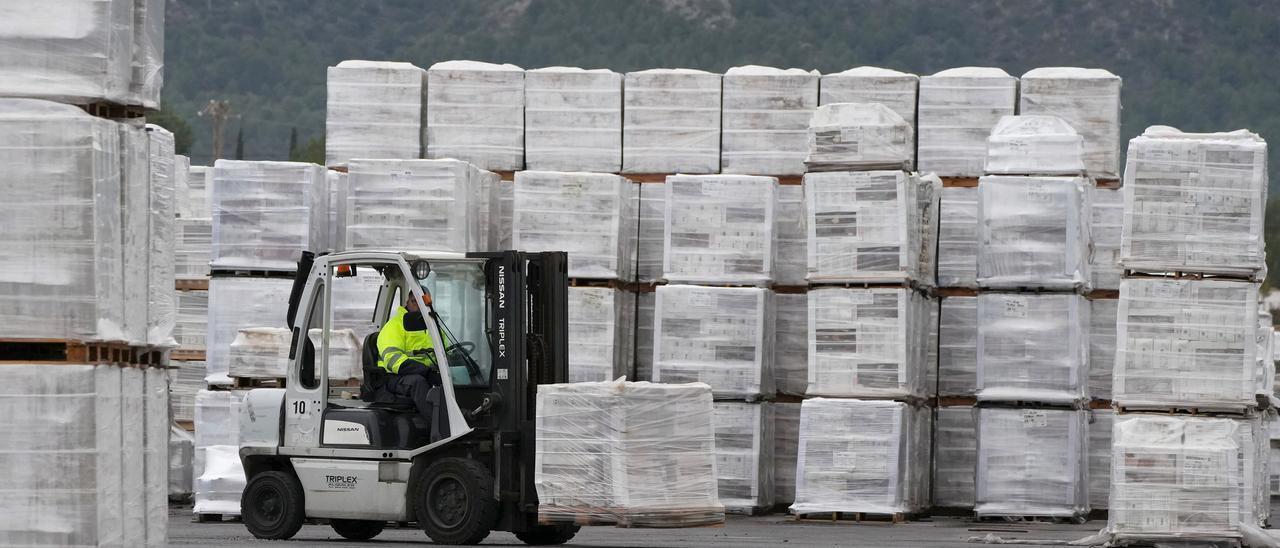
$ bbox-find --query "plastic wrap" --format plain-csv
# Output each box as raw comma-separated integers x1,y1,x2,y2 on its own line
0,99,124,342
721,66,818,176
1114,278,1259,411
193,389,246,516
1090,186,1123,290
773,402,801,505
791,399,930,515
120,368,145,545
976,293,1089,404
1120,127,1268,278
622,69,721,174
210,160,327,271
0,0,134,104
1019,68,1122,179
974,407,1088,518
1258,310,1275,398
172,155,189,216
170,425,194,500
774,185,807,286
147,123,177,347
477,170,498,251
925,297,938,398
652,285,774,399
915,174,941,289
937,186,978,288
938,296,977,396
917,67,1018,177
227,327,360,380
1089,298,1117,400
344,158,486,253
984,115,1085,175
634,292,655,381
492,179,513,250
773,293,808,396
175,217,211,280
933,406,976,508
636,183,665,282
143,367,168,545
977,175,1091,291
805,103,912,172
819,67,918,166
807,287,929,399
167,359,203,422
425,60,524,171
325,60,426,167
1089,409,1114,510
206,277,294,384
803,170,928,284
330,270,382,335
128,0,164,109
325,170,345,251
525,67,622,172
567,287,635,383
713,402,774,511
121,122,150,345
180,164,211,219
534,380,723,526
514,171,637,279
663,175,776,285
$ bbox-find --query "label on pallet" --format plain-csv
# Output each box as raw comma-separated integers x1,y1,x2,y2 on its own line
1021,409,1048,428
1003,296,1028,318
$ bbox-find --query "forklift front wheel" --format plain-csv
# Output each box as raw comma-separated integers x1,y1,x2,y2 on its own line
414,458,498,545
330,518,385,540
241,471,306,540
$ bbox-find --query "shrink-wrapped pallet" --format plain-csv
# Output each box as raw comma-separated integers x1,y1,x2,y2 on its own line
344,158,487,253
128,0,164,109
663,175,776,285
228,328,361,380
1091,186,1123,290
933,406,976,508
146,124,177,347
976,293,1089,404
514,171,636,279
1089,298,1118,401
120,123,150,345
636,183,665,282
1089,409,1114,509
490,178,513,251
773,293,808,396
774,185,807,286
210,160,327,271
193,390,246,516
567,287,635,383
325,170,346,251
325,60,426,167
634,292,655,382
713,402,775,512
1019,68,1122,179
975,407,1089,518
330,270,382,335
426,60,524,171
792,399,930,515
0,0,134,104
805,103,912,172
937,186,978,288
918,68,1018,177
206,277,293,385
774,402,801,505
143,367,168,545
807,287,930,399
938,296,978,396
0,99,124,341
175,218,211,279
181,164,211,219
1114,278,1259,412
720,66,818,176
653,285,774,399
1258,311,1275,399
174,289,207,351
1120,127,1268,278
977,175,1091,291
525,67,622,172
168,359,203,422
173,155,191,216
120,368,145,544
915,174,942,288
926,298,938,398
984,115,1085,175
819,67,918,166
804,171,932,285
170,426,194,500
622,69,721,174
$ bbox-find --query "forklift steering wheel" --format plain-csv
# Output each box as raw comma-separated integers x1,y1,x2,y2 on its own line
445,342,484,383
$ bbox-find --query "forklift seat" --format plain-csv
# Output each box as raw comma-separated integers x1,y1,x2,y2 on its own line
359,331,414,411
320,330,432,448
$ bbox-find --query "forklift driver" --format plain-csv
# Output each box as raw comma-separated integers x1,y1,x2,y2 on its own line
373,294,448,433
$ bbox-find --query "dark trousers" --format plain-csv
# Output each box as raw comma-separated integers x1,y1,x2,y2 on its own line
378,374,449,442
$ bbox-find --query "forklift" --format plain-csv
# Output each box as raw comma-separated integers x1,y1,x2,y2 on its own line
237,249,578,545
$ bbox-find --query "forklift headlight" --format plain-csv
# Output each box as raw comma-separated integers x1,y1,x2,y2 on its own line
411,260,432,280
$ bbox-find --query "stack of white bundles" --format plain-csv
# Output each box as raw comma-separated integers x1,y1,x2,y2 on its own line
206,277,293,385
636,183,665,282
805,103,912,172
146,124,177,346
534,380,723,527
0,0,133,104
330,270,383,334
324,60,426,168
142,368,168,544
976,293,1089,404
513,171,637,279
175,218,212,279
720,66,818,176
938,296,978,396
425,60,524,171
1089,409,1114,509
210,160,327,271
819,67,918,163
1019,68,1122,179
933,406,977,508
791,398,930,515
170,426,194,500
663,175,777,285
120,123,150,345
310,329,362,380
119,369,146,543
1089,299,1118,401
915,174,942,289
1120,127,1268,279
174,289,208,352
984,115,1086,176
937,187,978,288
477,170,499,250
227,327,290,378
807,287,930,399
525,67,622,172
773,402,801,505
653,285,774,399
181,164,212,218
172,155,190,215
622,69,721,174
925,299,939,398
1257,311,1275,399
0,99,124,341
1090,186,1123,290
325,170,345,251
491,179,514,250
804,170,928,285
977,176,1091,291
917,67,1018,177
344,158,487,253
128,0,164,109
974,407,1089,519
193,389,247,516
773,293,808,396
634,292,655,381
168,360,203,422
713,402,775,512
567,287,635,383
774,185,807,286
1114,278,1259,412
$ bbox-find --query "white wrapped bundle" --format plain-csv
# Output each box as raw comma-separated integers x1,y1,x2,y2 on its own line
174,289,207,351
128,0,164,109
175,217,211,279
330,270,382,334
143,367,168,545
653,285,774,399
622,69,721,174
426,60,524,171
977,175,1091,291
167,359,203,422
792,399,930,515
476,170,497,251
1120,127,1268,278
773,402,801,505
915,174,942,289
1019,68,1122,179
181,164,212,218
713,402,775,512
146,124,177,347
975,407,1088,518
1089,298,1118,400
227,327,289,378
513,171,637,279
938,296,977,396
309,329,362,381
805,103,912,172
773,293,808,396
326,170,346,251
1257,311,1275,398
663,175,776,285
1088,409,1114,509
206,277,293,385
344,158,487,253
933,406,976,508
720,66,818,176
120,123,150,345
1090,186,1123,290
774,185,807,286
169,426,194,500
210,160,328,271
804,171,928,284
1115,278,1260,411
819,67,918,164
937,186,978,288
918,67,1018,177
0,99,124,341
984,115,1085,175
525,67,622,172
119,368,144,544
807,287,930,399
925,298,938,398
193,389,246,516
0,0,133,104
325,60,426,167
491,178,513,250
567,287,635,383
634,292,655,382
636,183,665,282
977,293,1089,404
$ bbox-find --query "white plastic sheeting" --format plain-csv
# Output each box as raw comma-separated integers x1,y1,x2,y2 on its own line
567,287,635,383
773,402,801,506
120,122,150,345
1257,311,1275,399
170,426,194,500
143,367,168,546
128,0,164,109
938,296,977,397
932,406,976,508
807,287,930,399
210,160,327,271
227,327,361,380
343,158,488,253
774,185,807,286
917,67,1018,177
1019,68,1122,179
713,402,774,512
974,407,1089,519
168,359,203,422
634,292,655,382
937,186,978,288
773,293,808,396
1114,278,1260,411
984,115,1085,175
180,164,211,219
977,175,1091,291
721,66,818,176
806,103,912,172
425,60,524,171
324,60,426,167
174,217,211,279
976,293,1089,404
174,289,207,351
491,178,513,250
534,380,723,526
1088,409,1114,510
653,285,774,399
663,175,776,285
636,183,665,283
0,0,134,104
525,67,622,172
325,170,346,252
193,389,246,516
146,124,177,347
1089,298,1118,401
1120,127,1268,279
206,277,293,385
818,67,918,166
513,171,636,279
622,69,721,174
1090,186,1123,290
925,298,938,398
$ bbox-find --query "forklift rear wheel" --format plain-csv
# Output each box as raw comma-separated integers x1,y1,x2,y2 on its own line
330,518,385,540
414,457,498,545
515,523,580,545
241,471,306,540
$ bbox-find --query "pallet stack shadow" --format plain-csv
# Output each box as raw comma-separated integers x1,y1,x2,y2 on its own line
0,0,171,543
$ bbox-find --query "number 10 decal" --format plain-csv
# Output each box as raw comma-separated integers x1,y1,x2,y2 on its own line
292,400,307,415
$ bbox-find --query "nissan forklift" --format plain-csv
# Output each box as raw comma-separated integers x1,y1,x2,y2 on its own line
237,249,578,545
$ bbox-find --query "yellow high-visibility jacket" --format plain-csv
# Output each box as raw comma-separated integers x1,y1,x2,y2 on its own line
376,307,446,374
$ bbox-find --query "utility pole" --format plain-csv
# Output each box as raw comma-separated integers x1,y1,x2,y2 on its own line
199,100,232,161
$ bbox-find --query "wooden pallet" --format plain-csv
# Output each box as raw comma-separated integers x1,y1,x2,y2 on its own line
1122,269,1260,283
806,279,917,291
1087,289,1119,300
79,101,148,119
974,513,1086,525
773,393,805,404
976,399,1082,410
175,278,210,291
724,505,772,516
539,507,724,529
770,285,808,295
623,173,803,185
1087,399,1113,410
232,376,286,389
328,165,348,173
210,268,296,279
1113,403,1253,417
170,349,207,361
568,278,645,291
934,287,978,298
792,511,911,524
940,176,979,188
0,338,137,365
1095,178,1122,189
193,513,240,523
175,419,194,432
935,395,978,407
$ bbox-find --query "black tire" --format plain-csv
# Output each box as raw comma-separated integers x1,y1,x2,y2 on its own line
241,471,306,540
413,457,498,545
331,518,385,540
515,523,580,545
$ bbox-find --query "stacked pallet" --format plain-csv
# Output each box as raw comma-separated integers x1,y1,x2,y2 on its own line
324,60,427,168
425,60,524,172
